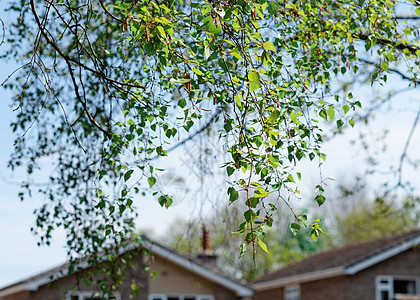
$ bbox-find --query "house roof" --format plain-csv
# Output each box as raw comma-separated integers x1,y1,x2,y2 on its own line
253,229,420,291
0,235,253,298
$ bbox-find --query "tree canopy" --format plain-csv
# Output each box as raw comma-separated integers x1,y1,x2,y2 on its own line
2,0,420,293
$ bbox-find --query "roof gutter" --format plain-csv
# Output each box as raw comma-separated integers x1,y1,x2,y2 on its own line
252,266,346,291
253,234,420,292
346,235,420,275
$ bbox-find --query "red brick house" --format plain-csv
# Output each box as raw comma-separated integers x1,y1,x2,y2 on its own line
2,230,419,300
252,230,420,300
0,236,253,300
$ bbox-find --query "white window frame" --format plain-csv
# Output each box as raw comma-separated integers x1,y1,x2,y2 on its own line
65,290,121,300
376,276,420,300
284,285,300,300
148,294,215,300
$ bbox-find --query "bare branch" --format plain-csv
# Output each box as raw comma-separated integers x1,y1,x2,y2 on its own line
30,0,145,90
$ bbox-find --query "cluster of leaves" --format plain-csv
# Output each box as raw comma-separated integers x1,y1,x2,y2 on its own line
2,0,420,293
166,203,331,280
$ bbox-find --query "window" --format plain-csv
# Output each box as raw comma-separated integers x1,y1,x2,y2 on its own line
376,276,419,300
66,291,121,300
148,295,214,300
284,285,300,300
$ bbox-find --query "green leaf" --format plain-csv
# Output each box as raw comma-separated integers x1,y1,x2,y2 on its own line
109,205,115,215
380,61,389,72
203,16,222,36
327,106,335,121
290,222,301,235
148,176,157,188
257,238,269,253
248,71,259,82
249,81,260,92
124,170,134,182
315,184,324,194
228,187,239,203
254,187,269,198
315,194,326,206
343,105,350,115
239,243,246,257
262,41,276,51
267,1,279,15
96,200,106,209
311,229,319,242
156,26,166,38
290,112,299,124
201,3,212,15
191,67,203,76
204,45,211,60
158,195,173,208
349,119,355,127
178,98,186,109
231,49,242,60
286,174,295,183
227,166,235,176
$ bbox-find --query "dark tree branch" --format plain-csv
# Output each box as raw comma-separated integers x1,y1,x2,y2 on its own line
358,56,420,85
30,0,113,138
358,32,420,55
394,15,420,19
30,0,145,90
99,0,125,24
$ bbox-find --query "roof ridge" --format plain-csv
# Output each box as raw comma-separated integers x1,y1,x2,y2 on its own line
253,228,420,285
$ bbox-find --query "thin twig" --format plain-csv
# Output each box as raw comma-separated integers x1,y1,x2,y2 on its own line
397,106,420,186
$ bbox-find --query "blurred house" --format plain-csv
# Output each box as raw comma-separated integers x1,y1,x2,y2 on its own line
252,230,420,300
1,230,419,300
0,235,253,300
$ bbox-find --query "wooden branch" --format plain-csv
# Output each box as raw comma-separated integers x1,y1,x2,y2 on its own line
30,0,112,138
30,0,145,90
358,57,420,84
358,33,420,55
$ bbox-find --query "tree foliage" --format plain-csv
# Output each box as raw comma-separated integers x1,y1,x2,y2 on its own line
165,204,330,280
164,192,417,280
335,198,418,245
2,0,420,292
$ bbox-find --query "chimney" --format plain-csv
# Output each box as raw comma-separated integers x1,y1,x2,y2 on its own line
197,225,218,268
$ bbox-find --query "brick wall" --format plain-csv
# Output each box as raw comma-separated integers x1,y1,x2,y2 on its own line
29,253,149,300
1,291,30,300
254,247,420,300
345,248,420,300
148,253,239,300
300,276,345,300
253,286,284,300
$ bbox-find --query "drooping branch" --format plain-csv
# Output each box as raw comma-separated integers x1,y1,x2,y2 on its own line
30,0,113,138
29,0,145,90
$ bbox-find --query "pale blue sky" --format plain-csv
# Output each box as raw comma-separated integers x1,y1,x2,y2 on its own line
1,1,420,290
